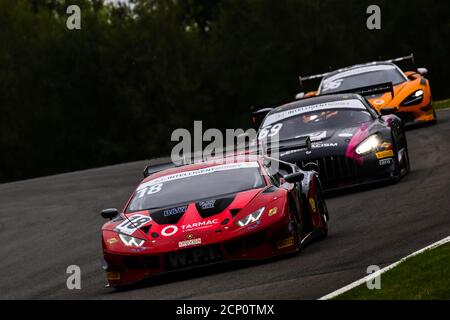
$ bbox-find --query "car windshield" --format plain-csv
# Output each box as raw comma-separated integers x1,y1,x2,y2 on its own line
127,162,265,211
320,67,406,94
260,99,373,141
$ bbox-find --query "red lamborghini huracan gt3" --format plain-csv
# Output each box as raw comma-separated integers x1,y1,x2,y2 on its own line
100,155,329,287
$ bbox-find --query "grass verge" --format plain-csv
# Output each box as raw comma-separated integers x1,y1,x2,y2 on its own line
335,243,450,300
434,99,450,110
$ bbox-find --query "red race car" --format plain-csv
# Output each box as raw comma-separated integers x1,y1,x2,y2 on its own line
100,155,329,287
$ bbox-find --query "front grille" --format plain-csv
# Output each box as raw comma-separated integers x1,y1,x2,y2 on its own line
223,231,266,256
122,255,161,269
245,231,266,250
224,238,245,255
164,244,224,271
298,156,362,190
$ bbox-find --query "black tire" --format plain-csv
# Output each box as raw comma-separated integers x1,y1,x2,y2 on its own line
288,199,303,250
392,131,410,179
391,135,403,182
400,146,410,177
315,181,328,239
432,109,438,124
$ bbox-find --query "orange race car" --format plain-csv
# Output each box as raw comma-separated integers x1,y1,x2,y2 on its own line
296,54,436,127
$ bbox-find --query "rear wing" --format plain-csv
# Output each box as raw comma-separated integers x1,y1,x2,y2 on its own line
325,82,395,98
299,53,415,87
385,53,415,64
250,103,283,128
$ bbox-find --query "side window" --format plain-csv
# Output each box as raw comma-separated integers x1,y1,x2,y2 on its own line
264,160,297,186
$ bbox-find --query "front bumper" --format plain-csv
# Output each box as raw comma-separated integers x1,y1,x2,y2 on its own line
396,103,436,127
103,216,297,287
295,153,397,192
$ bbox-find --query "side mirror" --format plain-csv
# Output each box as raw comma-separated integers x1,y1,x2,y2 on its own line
380,107,398,116
417,68,428,76
284,172,304,184
143,165,151,177
101,208,119,220
295,92,305,100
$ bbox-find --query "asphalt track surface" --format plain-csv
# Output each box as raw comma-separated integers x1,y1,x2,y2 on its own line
1,110,450,300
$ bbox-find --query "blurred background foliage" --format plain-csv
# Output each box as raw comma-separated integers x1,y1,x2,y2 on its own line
1,0,449,182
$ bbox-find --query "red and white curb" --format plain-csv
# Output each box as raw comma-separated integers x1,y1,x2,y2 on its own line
319,235,450,300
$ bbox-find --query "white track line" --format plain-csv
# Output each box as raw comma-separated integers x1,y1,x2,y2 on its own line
319,235,450,300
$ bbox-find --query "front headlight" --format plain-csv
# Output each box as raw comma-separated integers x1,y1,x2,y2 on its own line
356,135,380,155
236,207,265,227
119,234,146,247
401,90,424,106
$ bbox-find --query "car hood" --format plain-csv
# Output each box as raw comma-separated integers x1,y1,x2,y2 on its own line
278,121,378,163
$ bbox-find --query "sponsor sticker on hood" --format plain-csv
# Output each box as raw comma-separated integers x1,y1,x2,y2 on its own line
160,218,221,237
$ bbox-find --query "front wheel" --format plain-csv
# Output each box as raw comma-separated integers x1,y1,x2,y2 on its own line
315,182,329,239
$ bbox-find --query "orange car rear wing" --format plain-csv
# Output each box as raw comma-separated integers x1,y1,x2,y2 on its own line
385,53,415,64
299,54,415,87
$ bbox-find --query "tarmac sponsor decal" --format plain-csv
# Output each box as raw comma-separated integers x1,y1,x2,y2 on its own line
160,219,220,237
376,150,394,159
181,219,220,232
161,225,178,236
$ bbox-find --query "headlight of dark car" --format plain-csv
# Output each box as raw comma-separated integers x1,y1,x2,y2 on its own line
356,135,381,155
400,90,424,106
